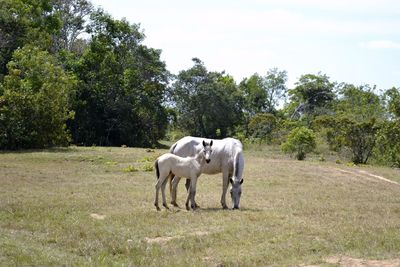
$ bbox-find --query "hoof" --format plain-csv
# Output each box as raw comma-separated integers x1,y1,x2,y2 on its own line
222,205,229,210
163,203,169,210
171,201,179,207
155,204,161,211
185,204,190,211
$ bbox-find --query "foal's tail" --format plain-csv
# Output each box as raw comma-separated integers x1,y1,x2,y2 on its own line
155,159,160,180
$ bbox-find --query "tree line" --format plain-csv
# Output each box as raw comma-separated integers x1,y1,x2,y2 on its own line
1,0,399,167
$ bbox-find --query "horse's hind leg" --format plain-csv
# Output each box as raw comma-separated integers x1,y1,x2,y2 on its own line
154,178,163,211
161,174,170,209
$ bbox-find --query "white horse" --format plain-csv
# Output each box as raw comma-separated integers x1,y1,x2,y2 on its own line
154,140,213,211
170,136,244,209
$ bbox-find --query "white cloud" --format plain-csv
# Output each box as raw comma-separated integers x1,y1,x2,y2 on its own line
360,40,400,49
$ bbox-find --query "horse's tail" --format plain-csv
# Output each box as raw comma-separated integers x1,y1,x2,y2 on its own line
155,159,160,180
233,150,244,182
169,142,178,154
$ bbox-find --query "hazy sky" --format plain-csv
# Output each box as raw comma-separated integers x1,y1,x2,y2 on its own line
91,0,400,89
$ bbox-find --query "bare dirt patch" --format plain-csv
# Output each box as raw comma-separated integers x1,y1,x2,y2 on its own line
144,230,210,245
90,213,106,220
333,168,400,186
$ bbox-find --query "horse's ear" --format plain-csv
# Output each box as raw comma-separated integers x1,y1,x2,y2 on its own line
210,140,213,147
240,178,244,184
229,178,233,184
202,140,206,147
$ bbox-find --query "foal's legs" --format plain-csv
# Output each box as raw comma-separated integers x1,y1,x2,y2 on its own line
161,173,172,209
154,177,164,211
170,176,181,207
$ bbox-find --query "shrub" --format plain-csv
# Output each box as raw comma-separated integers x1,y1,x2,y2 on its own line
281,127,316,160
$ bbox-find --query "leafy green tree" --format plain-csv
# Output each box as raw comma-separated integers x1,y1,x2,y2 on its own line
239,74,267,116
0,46,76,149
51,0,93,52
287,73,336,119
171,58,243,138
281,126,316,160
315,115,380,164
71,10,169,146
384,87,400,119
335,84,384,121
239,68,287,116
0,0,61,79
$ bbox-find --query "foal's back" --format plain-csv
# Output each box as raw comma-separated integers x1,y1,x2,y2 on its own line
158,153,199,179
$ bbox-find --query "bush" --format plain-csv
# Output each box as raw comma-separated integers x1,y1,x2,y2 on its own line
0,46,76,149
247,113,277,143
281,127,316,160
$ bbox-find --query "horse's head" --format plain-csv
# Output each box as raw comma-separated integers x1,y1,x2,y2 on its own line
229,177,243,209
202,140,213,164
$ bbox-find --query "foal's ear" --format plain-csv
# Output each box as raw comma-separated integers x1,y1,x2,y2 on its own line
202,140,206,147
240,178,244,185
229,178,234,184
210,140,213,147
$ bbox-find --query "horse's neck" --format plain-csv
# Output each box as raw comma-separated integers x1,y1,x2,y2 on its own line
192,153,204,166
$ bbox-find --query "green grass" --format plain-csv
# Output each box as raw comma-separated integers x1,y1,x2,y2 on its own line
1,145,400,266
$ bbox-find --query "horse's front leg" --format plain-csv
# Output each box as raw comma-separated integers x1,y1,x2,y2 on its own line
186,178,200,208
221,170,229,209
189,176,198,210
185,181,192,211
170,175,181,207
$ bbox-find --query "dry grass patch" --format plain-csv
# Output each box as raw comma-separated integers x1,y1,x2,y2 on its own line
1,146,400,266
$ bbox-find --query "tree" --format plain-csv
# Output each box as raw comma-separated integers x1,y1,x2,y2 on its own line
239,68,287,116
315,115,380,164
71,10,169,147
335,83,384,121
0,0,61,79
51,0,93,52
171,58,243,138
384,87,400,119
288,73,336,119
281,126,316,160
0,46,76,149
263,68,288,113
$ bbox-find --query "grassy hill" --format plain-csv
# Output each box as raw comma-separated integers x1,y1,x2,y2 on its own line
1,145,400,266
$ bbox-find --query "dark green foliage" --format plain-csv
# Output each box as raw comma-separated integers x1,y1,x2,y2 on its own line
281,126,316,160
0,0,61,79
70,10,169,147
0,46,76,149
171,58,243,138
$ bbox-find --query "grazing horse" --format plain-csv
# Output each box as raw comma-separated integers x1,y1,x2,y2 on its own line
154,140,213,211
170,136,244,209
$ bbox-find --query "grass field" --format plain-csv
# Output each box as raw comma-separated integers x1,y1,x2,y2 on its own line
1,144,400,266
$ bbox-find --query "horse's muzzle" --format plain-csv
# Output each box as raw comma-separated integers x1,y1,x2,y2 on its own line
206,159,210,163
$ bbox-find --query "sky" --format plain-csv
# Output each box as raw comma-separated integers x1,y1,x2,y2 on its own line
90,0,400,89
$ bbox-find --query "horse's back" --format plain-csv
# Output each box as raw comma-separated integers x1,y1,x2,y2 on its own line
170,136,243,175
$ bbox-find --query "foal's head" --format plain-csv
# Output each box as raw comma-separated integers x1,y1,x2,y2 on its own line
202,140,213,164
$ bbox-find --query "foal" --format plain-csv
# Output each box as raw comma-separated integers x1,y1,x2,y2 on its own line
154,140,213,211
